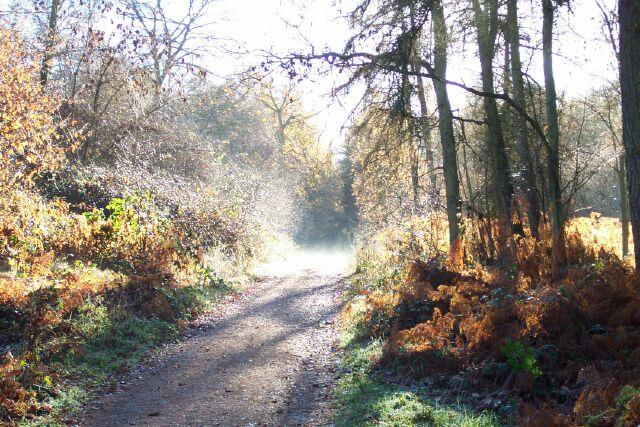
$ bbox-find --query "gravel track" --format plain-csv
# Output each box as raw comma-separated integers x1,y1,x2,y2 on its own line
81,253,347,426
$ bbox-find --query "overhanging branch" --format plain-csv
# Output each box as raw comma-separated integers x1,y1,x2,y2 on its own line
277,51,552,151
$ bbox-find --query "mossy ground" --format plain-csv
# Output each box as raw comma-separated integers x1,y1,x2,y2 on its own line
334,327,504,427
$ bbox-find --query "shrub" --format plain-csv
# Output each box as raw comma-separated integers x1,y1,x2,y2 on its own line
0,187,237,421
0,29,69,191
499,339,542,378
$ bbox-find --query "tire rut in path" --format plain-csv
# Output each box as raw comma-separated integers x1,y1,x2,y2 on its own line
81,268,344,426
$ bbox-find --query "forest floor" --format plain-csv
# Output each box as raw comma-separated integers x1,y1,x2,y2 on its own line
79,252,348,426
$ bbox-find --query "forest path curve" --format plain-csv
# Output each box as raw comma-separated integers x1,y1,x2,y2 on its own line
80,252,348,426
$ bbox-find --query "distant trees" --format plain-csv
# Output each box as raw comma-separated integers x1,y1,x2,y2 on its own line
17,0,218,169
122,0,218,95
346,105,419,226
257,82,347,243
0,0,351,249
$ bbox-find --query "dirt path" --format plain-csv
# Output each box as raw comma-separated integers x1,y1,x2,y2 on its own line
81,252,348,426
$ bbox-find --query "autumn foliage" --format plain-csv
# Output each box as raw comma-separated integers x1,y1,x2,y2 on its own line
0,188,229,420
347,214,639,425
0,30,68,190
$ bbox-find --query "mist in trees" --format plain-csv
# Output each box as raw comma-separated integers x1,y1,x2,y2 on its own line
2,0,354,252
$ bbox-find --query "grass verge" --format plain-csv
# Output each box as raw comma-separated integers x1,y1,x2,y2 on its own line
333,289,506,427
334,330,504,427
12,278,234,426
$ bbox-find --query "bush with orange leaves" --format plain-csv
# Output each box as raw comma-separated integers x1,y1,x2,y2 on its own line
0,29,71,191
0,189,230,421
347,214,639,425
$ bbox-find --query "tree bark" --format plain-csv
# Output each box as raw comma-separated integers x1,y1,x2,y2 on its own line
618,0,640,272
461,122,475,208
542,0,567,272
410,145,420,213
429,0,462,246
484,160,497,261
40,0,61,87
507,0,541,239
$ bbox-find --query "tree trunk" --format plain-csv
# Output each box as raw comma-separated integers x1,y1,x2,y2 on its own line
414,64,438,199
507,0,541,239
484,161,497,261
618,0,640,272
617,154,631,256
399,42,421,214
462,132,490,261
410,146,420,213
40,0,61,87
542,0,567,272
461,122,475,208
408,7,438,207
429,0,462,247
276,110,286,146
472,0,516,258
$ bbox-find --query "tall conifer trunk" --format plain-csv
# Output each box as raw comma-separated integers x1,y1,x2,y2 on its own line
618,0,640,273
429,0,462,246
507,0,541,238
542,0,567,272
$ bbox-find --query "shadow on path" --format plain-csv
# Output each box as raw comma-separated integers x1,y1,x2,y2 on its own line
81,267,345,426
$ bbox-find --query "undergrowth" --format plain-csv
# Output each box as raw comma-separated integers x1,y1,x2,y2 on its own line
0,28,283,425
0,190,236,425
338,214,639,426
2,272,232,426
